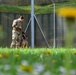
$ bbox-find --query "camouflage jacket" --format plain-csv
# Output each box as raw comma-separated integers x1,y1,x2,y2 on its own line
12,19,22,32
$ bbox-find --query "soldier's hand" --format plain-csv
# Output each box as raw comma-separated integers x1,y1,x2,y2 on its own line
19,27,22,30
16,27,22,31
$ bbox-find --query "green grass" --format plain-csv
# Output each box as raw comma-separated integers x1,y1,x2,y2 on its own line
0,48,76,75
0,4,54,14
0,5,31,14
0,1,76,14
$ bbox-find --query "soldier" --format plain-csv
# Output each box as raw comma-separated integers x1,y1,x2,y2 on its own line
10,16,24,48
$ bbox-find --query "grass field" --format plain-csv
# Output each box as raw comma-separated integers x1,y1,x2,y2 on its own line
0,48,76,75
0,1,76,14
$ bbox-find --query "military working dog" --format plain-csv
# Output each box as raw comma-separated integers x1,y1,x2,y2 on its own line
20,32,28,48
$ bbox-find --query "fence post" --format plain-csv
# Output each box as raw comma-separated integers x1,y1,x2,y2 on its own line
31,0,35,48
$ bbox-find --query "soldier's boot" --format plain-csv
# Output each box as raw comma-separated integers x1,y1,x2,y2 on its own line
10,42,16,48
10,39,16,48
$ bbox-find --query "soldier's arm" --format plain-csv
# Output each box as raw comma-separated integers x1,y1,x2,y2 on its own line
12,20,22,31
12,20,18,27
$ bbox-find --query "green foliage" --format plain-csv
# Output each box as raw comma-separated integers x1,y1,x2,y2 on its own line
0,1,76,14
0,5,31,14
0,1,73,14
0,48,76,75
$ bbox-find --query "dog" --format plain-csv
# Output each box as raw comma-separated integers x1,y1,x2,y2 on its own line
20,32,28,48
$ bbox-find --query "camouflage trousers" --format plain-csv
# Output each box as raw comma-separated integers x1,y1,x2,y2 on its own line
10,30,22,48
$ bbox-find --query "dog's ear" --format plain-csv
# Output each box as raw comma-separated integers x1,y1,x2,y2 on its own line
22,31,25,34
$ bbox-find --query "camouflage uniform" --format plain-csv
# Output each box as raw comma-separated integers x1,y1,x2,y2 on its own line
10,19,22,48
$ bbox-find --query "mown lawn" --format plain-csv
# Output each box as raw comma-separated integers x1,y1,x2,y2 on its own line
0,48,76,75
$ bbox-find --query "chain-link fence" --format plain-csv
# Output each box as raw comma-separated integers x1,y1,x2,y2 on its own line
0,12,55,47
